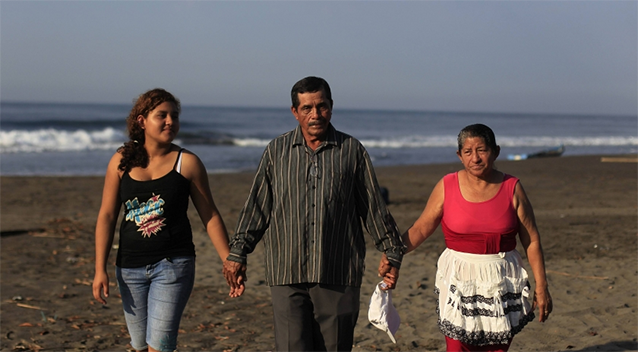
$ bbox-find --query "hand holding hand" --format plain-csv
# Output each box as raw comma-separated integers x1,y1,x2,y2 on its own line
378,253,400,290
223,260,246,298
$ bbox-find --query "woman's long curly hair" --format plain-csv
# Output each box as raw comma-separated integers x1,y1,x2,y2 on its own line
117,88,181,172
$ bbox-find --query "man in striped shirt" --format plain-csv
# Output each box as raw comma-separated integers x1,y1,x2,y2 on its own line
223,76,405,351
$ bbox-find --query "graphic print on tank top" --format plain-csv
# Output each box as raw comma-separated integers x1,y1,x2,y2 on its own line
124,193,167,237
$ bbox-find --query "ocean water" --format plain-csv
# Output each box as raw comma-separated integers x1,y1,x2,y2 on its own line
1,102,636,176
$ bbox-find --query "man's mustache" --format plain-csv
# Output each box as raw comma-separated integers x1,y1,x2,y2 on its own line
308,119,326,126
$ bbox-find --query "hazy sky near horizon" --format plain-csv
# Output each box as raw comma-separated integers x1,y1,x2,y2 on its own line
2,1,636,116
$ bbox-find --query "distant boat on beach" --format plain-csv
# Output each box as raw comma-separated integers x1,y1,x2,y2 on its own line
507,145,565,161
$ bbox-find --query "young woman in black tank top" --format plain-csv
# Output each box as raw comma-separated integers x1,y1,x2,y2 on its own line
92,89,244,352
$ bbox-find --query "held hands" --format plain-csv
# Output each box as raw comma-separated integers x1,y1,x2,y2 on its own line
92,271,109,305
532,286,553,322
377,253,400,290
222,260,246,298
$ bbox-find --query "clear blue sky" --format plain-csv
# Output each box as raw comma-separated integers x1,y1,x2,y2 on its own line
1,1,636,115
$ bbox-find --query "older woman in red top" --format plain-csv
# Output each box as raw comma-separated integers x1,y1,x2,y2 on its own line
400,124,552,352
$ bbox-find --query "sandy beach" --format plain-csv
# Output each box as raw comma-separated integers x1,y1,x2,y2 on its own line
1,154,636,351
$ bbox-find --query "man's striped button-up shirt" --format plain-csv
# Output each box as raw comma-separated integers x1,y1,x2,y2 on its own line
228,124,405,287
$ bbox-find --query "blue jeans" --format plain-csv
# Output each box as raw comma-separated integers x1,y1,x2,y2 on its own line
116,256,195,352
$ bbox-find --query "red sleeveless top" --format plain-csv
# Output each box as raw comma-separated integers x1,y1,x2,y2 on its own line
441,172,519,254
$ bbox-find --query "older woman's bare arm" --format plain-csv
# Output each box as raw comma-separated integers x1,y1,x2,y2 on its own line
402,178,445,253
514,181,553,322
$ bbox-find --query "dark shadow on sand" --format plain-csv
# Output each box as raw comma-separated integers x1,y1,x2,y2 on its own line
0,229,46,237
569,340,638,351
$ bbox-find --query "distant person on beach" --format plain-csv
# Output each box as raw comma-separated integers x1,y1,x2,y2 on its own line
92,88,242,352
400,124,552,352
222,76,405,351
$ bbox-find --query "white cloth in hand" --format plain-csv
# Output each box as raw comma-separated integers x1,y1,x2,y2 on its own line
368,281,400,343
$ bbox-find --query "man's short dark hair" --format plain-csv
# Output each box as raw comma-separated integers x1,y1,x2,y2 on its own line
291,76,332,109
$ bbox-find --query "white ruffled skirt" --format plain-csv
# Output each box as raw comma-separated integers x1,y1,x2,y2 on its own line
435,248,535,346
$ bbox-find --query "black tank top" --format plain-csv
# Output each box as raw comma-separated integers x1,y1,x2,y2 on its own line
116,149,195,268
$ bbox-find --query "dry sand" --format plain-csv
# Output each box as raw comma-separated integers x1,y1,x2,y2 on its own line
1,154,636,351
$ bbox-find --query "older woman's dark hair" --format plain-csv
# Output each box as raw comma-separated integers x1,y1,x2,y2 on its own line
291,76,332,109
117,88,181,172
457,124,498,152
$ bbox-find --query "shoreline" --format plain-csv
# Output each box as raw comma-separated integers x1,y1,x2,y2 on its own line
0,151,635,178
1,154,636,351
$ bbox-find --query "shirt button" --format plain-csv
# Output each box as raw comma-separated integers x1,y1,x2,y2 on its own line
312,204,315,207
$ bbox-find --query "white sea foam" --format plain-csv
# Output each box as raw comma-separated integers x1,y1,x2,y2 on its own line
3,102,635,175
359,135,638,149
498,136,638,147
0,128,125,153
2,128,637,154
231,138,272,147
